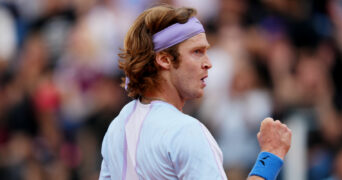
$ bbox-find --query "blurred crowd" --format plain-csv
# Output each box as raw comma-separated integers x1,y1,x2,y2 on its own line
0,0,341,180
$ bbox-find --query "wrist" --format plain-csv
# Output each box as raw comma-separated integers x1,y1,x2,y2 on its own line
261,149,286,160
249,152,284,180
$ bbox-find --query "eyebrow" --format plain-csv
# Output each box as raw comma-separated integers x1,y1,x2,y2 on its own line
194,43,211,50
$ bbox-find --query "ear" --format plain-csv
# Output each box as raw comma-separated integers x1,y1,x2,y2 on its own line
155,52,173,70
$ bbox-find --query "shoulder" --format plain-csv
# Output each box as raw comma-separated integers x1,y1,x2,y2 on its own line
101,100,137,150
145,101,203,143
118,100,137,117
150,102,204,141
150,101,199,126
113,100,137,122
105,100,137,133
157,107,225,179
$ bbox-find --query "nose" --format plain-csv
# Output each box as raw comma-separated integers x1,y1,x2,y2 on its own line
202,56,212,70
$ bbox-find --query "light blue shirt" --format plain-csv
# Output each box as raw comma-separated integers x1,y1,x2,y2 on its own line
100,100,227,179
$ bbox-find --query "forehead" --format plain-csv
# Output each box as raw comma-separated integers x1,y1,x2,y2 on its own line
178,33,210,50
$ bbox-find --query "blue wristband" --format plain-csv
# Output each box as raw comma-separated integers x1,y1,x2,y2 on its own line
249,152,283,180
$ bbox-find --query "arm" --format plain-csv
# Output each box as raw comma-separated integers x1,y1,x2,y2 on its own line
247,176,265,180
247,117,292,180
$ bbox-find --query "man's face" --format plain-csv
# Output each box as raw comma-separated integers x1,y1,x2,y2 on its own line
170,33,211,100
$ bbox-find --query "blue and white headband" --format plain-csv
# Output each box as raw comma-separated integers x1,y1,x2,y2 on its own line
152,17,205,52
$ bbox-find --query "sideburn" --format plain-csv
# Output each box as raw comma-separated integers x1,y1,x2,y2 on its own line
163,44,180,69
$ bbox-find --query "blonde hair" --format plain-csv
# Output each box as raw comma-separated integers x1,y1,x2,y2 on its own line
118,5,197,99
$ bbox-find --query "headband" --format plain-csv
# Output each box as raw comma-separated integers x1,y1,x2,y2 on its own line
152,17,205,52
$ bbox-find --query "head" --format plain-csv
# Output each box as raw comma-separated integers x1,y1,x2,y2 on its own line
119,5,211,100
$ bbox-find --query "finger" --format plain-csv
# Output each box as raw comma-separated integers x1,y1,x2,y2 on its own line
275,120,281,125
264,117,274,122
285,127,292,136
260,117,274,131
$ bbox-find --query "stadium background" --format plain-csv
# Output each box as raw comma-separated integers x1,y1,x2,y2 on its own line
0,0,341,179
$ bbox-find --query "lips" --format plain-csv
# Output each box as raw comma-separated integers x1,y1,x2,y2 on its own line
201,76,207,81
200,75,208,87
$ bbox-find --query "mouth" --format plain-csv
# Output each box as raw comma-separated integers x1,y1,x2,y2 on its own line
200,75,208,87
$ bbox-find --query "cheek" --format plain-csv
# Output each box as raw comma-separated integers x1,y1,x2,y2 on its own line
181,58,199,73
174,56,201,83
173,68,193,90
177,65,197,82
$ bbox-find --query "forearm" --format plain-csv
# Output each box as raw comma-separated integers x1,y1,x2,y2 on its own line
247,176,264,180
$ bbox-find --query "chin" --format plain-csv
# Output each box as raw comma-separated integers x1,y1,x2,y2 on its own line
183,88,204,100
194,90,204,99
183,92,203,101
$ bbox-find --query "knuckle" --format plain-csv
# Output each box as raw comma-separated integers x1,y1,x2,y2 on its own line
263,117,274,123
265,117,274,121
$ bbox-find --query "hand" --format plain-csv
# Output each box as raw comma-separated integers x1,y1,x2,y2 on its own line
257,118,292,160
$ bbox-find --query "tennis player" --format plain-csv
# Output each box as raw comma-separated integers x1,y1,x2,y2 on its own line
99,5,291,180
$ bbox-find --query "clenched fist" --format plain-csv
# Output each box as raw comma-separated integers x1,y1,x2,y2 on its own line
257,118,292,160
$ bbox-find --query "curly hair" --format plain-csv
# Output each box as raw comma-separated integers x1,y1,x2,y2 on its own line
118,5,197,99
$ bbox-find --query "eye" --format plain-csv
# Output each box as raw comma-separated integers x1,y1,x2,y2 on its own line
194,49,204,54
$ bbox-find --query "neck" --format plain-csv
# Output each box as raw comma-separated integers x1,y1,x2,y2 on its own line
140,96,166,103
141,87,185,111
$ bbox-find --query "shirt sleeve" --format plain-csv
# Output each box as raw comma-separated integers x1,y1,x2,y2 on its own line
168,120,227,180
99,130,114,180
99,159,111,180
